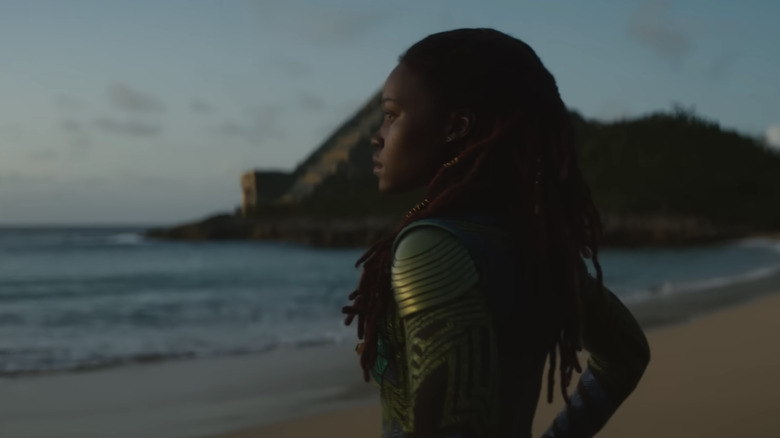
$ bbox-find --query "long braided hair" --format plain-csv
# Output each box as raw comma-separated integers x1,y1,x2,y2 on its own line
341,28,604,404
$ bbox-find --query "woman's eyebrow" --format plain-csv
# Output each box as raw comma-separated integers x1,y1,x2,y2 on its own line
382,97,397,104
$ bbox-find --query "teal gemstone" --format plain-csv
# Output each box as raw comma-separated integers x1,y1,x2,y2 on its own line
370,336,390,384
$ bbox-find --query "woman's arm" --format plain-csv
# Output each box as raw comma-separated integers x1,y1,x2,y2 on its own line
543,267,651,438
391,225,500,437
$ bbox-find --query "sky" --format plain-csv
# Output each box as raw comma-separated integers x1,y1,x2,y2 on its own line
0,0,778,225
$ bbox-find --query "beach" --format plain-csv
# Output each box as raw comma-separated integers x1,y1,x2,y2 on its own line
1,270,779,438
215,287,780,438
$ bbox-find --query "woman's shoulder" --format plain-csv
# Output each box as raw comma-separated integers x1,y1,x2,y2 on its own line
390,223,479,318
391,218,458,257
393,211,514,256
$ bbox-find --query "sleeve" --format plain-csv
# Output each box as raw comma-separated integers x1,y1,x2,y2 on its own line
543,265,651,438
391,225,500,437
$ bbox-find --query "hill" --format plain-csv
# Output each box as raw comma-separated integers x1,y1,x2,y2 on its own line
146,102,780,247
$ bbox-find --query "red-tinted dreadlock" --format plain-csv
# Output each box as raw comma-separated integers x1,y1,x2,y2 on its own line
341,28,605,405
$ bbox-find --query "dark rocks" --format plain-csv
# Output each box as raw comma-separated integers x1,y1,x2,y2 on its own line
145,214,397,248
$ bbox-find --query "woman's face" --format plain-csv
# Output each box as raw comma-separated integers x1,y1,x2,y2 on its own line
372,63,452,194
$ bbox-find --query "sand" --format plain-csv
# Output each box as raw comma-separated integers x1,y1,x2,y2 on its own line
0,343,373,438
215,293,780,438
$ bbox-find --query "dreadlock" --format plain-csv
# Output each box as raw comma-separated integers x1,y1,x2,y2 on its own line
341,28,605,405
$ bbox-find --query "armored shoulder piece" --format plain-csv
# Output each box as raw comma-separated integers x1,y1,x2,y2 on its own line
391,225,479,318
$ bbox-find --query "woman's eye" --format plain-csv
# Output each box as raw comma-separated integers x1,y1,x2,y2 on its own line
383,112,396,122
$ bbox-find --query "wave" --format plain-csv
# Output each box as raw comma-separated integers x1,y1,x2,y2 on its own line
655,264,780,295
0,228,148,252
613,237,780,304
621,263,780,304
735,237,780,254
106,233,145,245
0,332,350,377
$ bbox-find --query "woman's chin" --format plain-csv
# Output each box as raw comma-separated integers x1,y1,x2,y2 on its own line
378,181,421,196
377,181,393,194
377,178,401,194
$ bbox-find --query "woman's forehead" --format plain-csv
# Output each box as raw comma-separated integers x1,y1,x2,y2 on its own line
382,63,433,106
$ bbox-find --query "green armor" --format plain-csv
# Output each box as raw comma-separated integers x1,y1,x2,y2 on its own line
380,225,501,435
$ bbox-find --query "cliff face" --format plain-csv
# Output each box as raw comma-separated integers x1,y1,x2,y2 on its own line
276,92,382,204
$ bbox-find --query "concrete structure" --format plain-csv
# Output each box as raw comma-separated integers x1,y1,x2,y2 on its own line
240,170,294,216
240,171,261,215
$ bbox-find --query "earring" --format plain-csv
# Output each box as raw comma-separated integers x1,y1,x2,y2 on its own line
442,156,460,168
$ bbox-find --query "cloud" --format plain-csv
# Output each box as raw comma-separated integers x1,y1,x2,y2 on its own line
271,55,312,77
58,118,93,148
216,121,251,138
0,171,28,184
60,119,84,133
766,125,780,150
250,1,385,43
27,150,61,162
94,117,164,137
0,171,57,187
298,92,325,111
68,135,93,149
107,84,165,113
214,106,286,145
628,0,692,65
706,52,738,80
55,95,86,111
190,99,214,114
305,9,385,43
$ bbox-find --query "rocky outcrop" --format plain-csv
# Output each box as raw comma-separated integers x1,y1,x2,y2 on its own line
145,214,397,248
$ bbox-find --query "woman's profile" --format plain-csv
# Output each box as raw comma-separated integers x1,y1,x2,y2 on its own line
342,28,650,438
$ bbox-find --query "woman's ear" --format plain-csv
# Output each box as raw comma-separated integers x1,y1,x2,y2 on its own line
445,109,475,141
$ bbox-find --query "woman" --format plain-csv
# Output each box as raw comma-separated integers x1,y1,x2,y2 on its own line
342,28,650,438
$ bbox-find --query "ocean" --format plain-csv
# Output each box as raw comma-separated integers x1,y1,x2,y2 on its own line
1,226,779,376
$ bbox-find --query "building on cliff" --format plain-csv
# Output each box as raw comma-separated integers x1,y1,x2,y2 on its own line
240,170,295,216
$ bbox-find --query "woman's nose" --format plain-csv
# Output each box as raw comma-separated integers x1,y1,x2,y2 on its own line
370,131,382,149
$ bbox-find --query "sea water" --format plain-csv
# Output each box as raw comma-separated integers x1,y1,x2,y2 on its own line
1,226,778,375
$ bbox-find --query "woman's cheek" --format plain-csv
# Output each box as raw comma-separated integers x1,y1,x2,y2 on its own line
387,122,407,152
